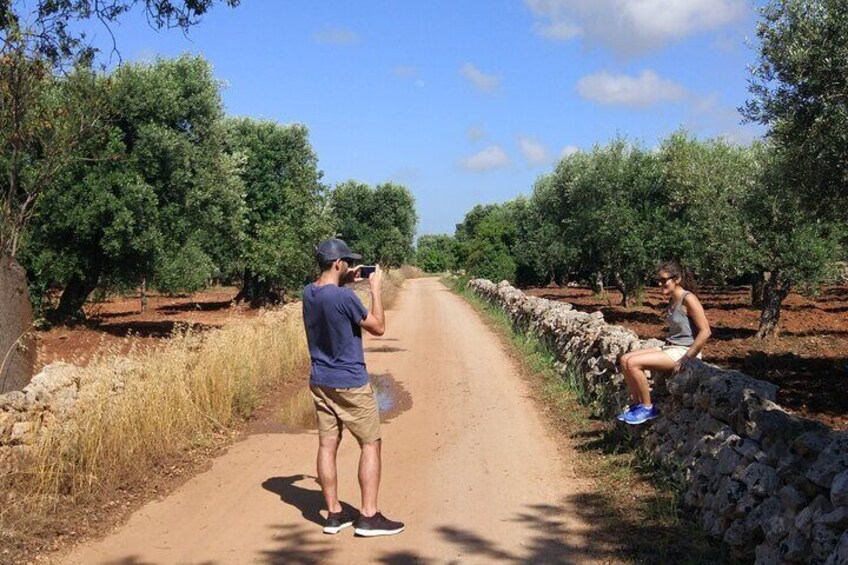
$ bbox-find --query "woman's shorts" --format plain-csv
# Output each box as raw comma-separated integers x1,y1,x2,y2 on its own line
660,345,702,362
310,382,381,445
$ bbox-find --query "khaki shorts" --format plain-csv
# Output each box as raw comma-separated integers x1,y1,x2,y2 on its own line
661,345,702,362
310,383,381,445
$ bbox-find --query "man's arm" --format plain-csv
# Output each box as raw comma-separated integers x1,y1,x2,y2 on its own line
359,265,385,336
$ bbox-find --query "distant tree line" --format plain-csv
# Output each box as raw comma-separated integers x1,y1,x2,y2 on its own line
418,132,843,338
2,53,417,323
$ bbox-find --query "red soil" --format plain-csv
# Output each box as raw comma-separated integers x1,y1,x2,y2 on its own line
34,288,256,371
526,285,848,431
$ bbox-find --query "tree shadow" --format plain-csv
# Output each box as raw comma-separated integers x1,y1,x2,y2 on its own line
257,522,337,565
711,350,848,418
696,302,755,312
364,346,407,353
91,320,218,338
708,326,758,341
602,310,664,326
157,300,234,314
566,428,733,564
257,472,727,564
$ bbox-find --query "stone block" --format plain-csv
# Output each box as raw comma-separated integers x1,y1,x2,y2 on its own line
817,507,848,529
780,484,810,513
812,523,840,562
780,531,811,563
808,433,848,490
830,469,848,508
795,495,833,536
755,542,782,565
10,421,33,444
717,445,744,475
0,391,27,411
742,462,780,497
723,516,758,546
698,368,778,424
794,430,834,458
824,532,848,565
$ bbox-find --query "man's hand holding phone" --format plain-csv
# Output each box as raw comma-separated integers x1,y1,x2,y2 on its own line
367,264,382,292
351,264,382,288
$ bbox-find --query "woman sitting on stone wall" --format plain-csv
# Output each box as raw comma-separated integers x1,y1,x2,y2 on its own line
617,261,712,425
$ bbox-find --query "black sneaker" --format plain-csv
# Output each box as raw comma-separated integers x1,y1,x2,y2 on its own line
323,509,356,534
353,512,405,537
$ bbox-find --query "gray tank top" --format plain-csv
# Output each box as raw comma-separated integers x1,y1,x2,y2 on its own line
666,291,695,346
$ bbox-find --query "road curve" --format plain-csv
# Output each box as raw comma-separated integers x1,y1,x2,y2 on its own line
60,278,614,564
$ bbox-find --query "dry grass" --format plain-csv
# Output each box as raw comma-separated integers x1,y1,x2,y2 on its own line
279,387,317,429
0,304,308,547
371,265,423,310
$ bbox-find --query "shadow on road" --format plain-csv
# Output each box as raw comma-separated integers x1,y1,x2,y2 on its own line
261,474,357,528
257,491,633,564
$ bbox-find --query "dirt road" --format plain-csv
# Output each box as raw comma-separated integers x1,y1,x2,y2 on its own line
61,278,615,564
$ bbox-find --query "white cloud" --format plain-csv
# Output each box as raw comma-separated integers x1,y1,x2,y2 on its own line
534,20,582,41
466,125,487,142
576,70,687,107
393,65,425,88
518,136,553,166
524,0,747,55
314,27,359,45
460,63,502,93
460,145,510,171
560,145,580,157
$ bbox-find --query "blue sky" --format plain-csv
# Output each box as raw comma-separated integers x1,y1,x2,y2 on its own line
70,0,765,236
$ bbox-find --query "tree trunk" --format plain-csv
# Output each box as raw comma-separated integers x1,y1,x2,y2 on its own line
140,277,148,313
233,268,252,303
755,273,791,339
0,252,35,393
235,270,281,308
52,267,101,325
751,271,768,308
614,272,628,307
594,272,604,294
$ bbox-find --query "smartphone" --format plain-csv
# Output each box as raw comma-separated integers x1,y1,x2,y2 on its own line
359,265,377,278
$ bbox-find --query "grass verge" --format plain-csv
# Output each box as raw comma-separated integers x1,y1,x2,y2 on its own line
445,276,729,564
0,305,309,562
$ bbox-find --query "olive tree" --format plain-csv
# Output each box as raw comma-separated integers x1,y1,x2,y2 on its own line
329,181,418,268
741,0,848,336
225,117,331,306
22,56,245,322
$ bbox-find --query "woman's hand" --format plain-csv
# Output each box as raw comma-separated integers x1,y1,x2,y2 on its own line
673,355,690,374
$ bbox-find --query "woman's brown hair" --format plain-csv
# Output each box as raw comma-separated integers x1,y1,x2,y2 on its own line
657,260,697,292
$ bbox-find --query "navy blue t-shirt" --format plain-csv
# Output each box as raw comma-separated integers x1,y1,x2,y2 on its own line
302,283,369,388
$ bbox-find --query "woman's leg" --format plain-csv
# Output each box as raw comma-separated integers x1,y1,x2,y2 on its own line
622,349,675,407
620,348,661,402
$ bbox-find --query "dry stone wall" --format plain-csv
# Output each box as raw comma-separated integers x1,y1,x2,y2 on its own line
0,360,132,472
468,279,848,564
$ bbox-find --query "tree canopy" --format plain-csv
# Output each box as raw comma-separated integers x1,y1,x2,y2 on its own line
224,117,331,306
330,181,418,269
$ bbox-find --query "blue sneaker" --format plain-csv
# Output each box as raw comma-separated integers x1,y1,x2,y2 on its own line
616,403,642,421
624,404,660,425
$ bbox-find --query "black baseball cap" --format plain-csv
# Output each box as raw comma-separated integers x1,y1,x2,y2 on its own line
316,238,362,262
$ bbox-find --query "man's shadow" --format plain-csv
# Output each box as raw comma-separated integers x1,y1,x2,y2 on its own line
262,474,357,526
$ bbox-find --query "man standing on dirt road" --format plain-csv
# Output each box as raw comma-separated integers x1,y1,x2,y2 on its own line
301,238,405,538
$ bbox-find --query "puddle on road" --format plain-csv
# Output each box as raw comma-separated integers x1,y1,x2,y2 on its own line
271,372,412,433
370,372,412,422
